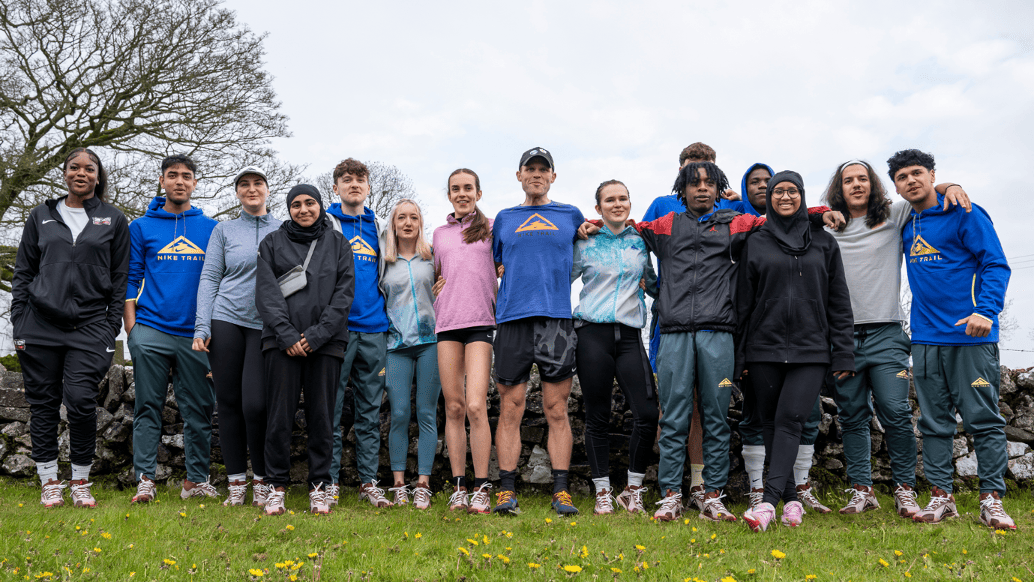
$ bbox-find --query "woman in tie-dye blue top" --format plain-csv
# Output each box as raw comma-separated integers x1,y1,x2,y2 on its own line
378,200,440,509
570,180,660,515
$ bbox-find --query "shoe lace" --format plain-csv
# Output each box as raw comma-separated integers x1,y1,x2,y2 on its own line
893,485,917,507
496,490,516,506
980,495,1008,518
595,488,614,513
388,484,410,503
136,479,156,498
704,490,730,514
924,491,952,510
749,489,764,507
325,483,338,499
844,487,869,507
226,481,247,502
267,489,286,507
448,488,469,507
628,486,645,510
70,481,94,499
364,480,389,503
656,492,682,512
471,483,492,506
310,483,327,505
194,481,218,497
413,486,432,505
42,481,67,502
554,490,574,507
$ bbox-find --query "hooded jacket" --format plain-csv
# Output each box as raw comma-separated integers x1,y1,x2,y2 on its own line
325,203,390,333
736,162,774,217
734,175,855,375
903,195,1010,345
12,195,130,336
126,197,217,337
255,225,355,356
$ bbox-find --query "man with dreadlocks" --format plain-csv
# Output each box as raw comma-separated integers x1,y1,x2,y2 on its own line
634,162,843,522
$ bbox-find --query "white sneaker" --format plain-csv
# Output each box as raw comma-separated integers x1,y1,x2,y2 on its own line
796,482,832,514
413,483,432,510
180,478,219,500
978,492,1015,530
839,484,880,515
653,489,683,521
131,476,157,504
69,480,96,508
912,488,958,524
748,487,764,509
359,481,391,508
448,486,470,512
468,483,491,514
252,480,271,507
325,483,339,507
687,485,705,512
593,488,615,515
309,484,331,515
263,488,286,516
616,485,647,514
41,479,66,508
388,483,410,507
893,483,921,518
224,480,248,507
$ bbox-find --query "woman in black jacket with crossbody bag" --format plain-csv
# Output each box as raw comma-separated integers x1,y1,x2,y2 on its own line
255,184,355,516
735,171,855,532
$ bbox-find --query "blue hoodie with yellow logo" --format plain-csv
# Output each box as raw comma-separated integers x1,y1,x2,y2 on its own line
902,194,1010,345
326,203,390,333
127,197,217,337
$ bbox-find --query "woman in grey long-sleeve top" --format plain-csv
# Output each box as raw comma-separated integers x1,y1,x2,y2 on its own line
192,167,281,508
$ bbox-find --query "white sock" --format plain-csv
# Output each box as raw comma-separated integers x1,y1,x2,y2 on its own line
794,444,815,486
689,464,704,488
37,460,59,485
71,463,91,481
627,471,645,488
593,477,611,492
229,473,247,483
743,445,765,489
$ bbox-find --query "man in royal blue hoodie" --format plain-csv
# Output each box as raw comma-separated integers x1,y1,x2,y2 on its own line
125,154,218,503
325,158,393,508
888,149,1014,530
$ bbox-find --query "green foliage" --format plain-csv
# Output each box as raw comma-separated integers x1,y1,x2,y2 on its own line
0,354,20,372
0,479,1030,581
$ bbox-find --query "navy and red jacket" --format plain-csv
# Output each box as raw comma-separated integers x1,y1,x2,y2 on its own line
634,206,830,335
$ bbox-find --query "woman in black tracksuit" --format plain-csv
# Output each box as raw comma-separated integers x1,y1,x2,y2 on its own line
12,148,130,508
735,170,855,532
254,184,355,516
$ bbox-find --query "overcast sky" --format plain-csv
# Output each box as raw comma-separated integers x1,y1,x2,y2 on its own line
221,0,1034,366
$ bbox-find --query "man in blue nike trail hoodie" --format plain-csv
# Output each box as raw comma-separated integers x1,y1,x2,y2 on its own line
124,155,219,503
324,158,393,507
888,149,1014,530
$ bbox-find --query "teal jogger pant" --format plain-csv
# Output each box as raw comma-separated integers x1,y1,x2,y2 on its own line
386,343,441,476
128,324,214,483
912,343,1007,496
330,331,387,485
657,331,733,493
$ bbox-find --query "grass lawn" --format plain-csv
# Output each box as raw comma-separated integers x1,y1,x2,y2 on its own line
0,479,1030,582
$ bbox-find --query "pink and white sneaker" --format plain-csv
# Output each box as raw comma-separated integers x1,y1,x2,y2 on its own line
743,502,776,532
41,479,66,508
978,492,1015,531
781,500,805,527
69,480,96,508
468,483,492,514
413,483,432,510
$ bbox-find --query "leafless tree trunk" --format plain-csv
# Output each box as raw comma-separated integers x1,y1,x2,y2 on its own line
312,161,420,223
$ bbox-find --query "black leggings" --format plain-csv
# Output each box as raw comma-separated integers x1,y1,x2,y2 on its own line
747,362,827,506
575,323,659,479
209,320,266,477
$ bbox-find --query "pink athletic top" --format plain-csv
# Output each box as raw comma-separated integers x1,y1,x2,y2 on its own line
432,213,497,333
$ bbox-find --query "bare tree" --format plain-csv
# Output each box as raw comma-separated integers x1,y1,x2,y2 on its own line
311,161,419,222
0,0,305,290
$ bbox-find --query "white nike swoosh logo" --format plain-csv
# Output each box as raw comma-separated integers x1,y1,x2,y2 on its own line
105,347,115,353
42,220,55,224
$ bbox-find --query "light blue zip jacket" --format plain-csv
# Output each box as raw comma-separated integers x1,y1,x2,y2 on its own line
571,225,657,329
380,254,437,351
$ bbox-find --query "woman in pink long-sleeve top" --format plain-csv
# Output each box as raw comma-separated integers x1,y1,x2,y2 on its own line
431,168,498,515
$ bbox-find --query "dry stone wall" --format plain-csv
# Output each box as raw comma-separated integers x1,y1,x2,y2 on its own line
0,363,1031,499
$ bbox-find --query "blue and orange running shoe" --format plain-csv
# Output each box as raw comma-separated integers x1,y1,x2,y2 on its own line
552,490,579,516
493,490,520,515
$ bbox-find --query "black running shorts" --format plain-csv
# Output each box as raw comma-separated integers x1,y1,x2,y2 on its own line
493,317,577,385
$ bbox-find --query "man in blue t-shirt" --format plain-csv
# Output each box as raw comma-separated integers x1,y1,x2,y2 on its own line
325,158,393,509
492,147,584,516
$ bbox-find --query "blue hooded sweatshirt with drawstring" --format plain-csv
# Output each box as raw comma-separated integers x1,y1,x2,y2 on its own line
126,196,218,337
325,202,390,333
732,162,774,217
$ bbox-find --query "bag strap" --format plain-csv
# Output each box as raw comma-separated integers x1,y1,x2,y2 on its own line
301,240,318,270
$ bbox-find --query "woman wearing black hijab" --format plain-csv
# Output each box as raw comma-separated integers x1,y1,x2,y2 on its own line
735,170,855,532
255,184,355,516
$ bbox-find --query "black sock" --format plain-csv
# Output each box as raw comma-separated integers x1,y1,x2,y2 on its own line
473,477,489,490
500,470,517,492
453,475,467,490
552,469,569,495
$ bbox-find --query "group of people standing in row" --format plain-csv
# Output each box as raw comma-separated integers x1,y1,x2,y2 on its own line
12,141,1016,534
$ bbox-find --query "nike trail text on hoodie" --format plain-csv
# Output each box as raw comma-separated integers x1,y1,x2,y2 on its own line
326,202,390,333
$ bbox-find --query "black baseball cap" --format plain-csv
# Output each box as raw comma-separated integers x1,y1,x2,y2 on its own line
518,147,554,170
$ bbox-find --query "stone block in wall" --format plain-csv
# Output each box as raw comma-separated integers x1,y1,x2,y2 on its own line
1007,453,1033,481
1016,370,1033,392
96,407,114,433
1004,426,1033,446
955,451,978,477
161,407,178,426
163,384,178,409
121,382,135,403
870,431,883,455
1007,441,1030,458
522,445,551,484
999,402,1014,424
0,407,29,423
58,429,69,462
520,425,544,444
999,366,1017,396
0,387,28,408
1012,394,1033,433
3,453,34,476
1,421,27,436
952,437,969,458
101,420,131,442
162,434,184,450
0,440,6,459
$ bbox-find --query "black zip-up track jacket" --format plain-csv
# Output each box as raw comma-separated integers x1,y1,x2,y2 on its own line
12,196,130,334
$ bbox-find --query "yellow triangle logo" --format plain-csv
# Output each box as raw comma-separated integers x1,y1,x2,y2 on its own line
515,213,558,233
971,377,991,388
910,236,940,257
350,236,377,257
157,236,204,255
718,378,733,388
896,370,909,379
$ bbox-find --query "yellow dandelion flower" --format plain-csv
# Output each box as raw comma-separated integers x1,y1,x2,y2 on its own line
248,568,264,577
684,518,690,525
289,576,297,582
415,532,422,539
905,572,911,578
163,559,176,566
307,553,317,559
129,572,135,577
564,565,583,573
75,526,81,531
482,554,492,559
528,563,541,569
962,549,967,554
704,553,710,558
179,512,186,518
720,577,736,582
720,549,725,554
18,503,23,507
618,553,624,560
691,539,696,543
691,526,697,532
275,563,286,569
483,535,490,544
102,533,112,540
806,576,816,581
895,550,903,556
286,525,295,531
642,562,649,570
580,545,589,558
199,504,205,509
497,555,510,564
570,521,577,526
711,533,717,540
995,529,1007,535
770,549,786,560
545,518,552,523
878,558,890,567
635,545,645,551
458,547,470,556
467,538,479,546
611,568,622,573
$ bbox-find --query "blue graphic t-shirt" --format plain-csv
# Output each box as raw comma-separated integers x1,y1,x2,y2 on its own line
492,201,585,323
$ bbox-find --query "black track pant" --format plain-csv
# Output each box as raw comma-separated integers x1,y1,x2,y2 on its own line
575,323,659,479
210,320,266,477
17,313,114,466
747,362,827,506
263,349,341,488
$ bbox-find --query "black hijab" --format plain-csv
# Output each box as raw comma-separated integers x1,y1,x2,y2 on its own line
762,170,811,255
280,184,329,243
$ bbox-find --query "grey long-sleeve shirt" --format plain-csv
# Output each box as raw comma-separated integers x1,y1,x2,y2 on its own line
194,211,282,340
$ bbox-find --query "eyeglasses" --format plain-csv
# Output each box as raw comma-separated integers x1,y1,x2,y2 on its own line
772,188,800,199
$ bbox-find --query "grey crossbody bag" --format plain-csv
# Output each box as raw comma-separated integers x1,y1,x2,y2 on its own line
277,240,318,298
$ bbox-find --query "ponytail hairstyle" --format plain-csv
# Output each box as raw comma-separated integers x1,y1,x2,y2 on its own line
594,179,628,204
447,168,491,244
63,147,108,202
384,199,433,263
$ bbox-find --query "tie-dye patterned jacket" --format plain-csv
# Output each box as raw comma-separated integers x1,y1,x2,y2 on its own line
570,225,657,329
